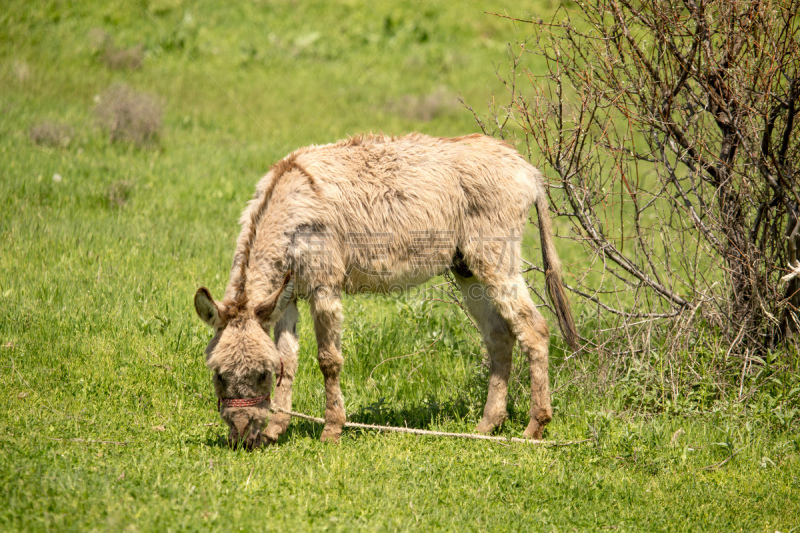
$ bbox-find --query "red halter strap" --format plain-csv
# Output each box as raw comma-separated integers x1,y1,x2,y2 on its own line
218,394,269,410
216,358,285,411
276,357,285,388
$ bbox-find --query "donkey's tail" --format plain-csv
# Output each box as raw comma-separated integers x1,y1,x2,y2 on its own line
535,192,579,351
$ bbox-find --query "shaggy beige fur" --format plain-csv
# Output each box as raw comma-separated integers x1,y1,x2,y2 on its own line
194,133,577,448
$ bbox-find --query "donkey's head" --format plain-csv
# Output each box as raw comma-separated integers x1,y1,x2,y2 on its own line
194,273,293,449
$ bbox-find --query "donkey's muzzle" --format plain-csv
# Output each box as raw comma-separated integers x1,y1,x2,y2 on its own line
227,417,266,449
228,427,264,449
220,397,270,450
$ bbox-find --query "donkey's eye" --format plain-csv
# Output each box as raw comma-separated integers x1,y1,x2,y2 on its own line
258,372,268,383
214,372,226,388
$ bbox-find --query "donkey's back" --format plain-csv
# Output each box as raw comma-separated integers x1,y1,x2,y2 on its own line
258,133,545,295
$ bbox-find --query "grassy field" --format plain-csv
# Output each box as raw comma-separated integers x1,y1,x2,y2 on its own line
1,1,799,531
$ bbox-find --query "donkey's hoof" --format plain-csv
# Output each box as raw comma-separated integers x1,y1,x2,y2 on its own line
263,426,283,443
258,433,279,447
264,417,290,442
320,425,342,443
522,420,545,440
475,417,502,435
475,412,507,435
475,421,495,435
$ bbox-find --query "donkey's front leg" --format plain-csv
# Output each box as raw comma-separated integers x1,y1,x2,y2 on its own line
264,301,299,443
310,292,346,442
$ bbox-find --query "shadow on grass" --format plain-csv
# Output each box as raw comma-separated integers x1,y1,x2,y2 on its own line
200,434,229,448
347,396,474,427
276,395,527,442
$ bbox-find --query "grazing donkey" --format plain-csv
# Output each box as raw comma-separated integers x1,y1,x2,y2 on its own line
194,133,577,448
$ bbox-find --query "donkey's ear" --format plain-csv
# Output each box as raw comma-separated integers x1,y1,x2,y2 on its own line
194,287,226,329
254,271,294,327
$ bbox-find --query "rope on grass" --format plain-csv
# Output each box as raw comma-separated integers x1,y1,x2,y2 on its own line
271,407,590,447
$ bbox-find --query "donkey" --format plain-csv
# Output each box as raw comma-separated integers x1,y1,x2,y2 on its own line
194,133,577,448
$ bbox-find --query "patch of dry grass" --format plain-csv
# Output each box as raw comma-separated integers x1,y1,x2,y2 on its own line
29,121,74,148
387,87,458,122
89,28,144,70
95,84,163,147
13,60,31,82
103,44,144,70
105,180,135,208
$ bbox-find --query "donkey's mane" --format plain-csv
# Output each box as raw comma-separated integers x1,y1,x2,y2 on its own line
228,154,315,313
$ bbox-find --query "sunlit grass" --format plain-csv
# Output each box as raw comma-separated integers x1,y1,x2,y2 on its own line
1,1,798,531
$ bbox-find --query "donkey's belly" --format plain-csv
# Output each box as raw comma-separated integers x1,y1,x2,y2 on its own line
333,227,456,295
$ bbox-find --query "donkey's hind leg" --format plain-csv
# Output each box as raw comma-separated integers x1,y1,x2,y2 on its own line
453,273,515,435
459,238,553,439
487,275,552,440
264,300,299,443
310,290,346,443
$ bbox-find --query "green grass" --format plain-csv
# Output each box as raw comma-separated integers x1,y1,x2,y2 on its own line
1,1,799,531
